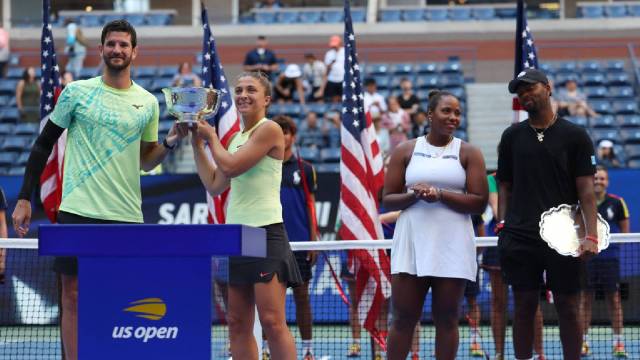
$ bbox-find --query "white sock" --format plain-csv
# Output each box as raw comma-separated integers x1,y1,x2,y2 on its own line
302,339,313,353
263,339,270,352
583,334,589,342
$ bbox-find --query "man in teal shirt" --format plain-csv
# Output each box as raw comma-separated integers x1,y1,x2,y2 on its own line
12,20,186,360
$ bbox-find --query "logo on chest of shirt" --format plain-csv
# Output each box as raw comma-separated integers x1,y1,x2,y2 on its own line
132,104,144,110
607,206,615,221
414,152,458,160
293,170,301,185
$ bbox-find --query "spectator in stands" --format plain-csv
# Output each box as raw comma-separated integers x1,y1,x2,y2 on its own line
64,18,89,79
0,26,9,78
373,109,391,156
410,110,428,139
0,186,7,285
323,35,345,103
243,35,279,79
256,0,282,9
385,90,488,359
60,71,74,89
363,78,387,115
298,112,326,149
172,62,202,88
557,79,598,118
397,78,420,117
12,20,186,360
273,115,319,360
596,140,621,168
381,96,410,151
190,71,301,360
302,53,326,103
15,66,41,123
580,165,629,358
275,64,305,105
323,110,340,132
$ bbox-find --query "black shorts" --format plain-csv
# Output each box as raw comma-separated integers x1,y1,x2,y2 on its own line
324,81,342,99
52,211,133,276
498,231,583,294
464,279,480,298
481,246,501,270
294,251,313,283
584,258,620,293
229,223,302,288
464,266,480,298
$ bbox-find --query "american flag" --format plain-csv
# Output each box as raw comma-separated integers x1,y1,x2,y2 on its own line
338,0,391,349
200,5,241,224
512,0,540,122
39,0,65,223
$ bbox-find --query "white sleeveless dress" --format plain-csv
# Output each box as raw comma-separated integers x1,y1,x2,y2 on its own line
391,136,477,280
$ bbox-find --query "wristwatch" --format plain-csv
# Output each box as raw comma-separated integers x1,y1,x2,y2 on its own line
162,138,176,150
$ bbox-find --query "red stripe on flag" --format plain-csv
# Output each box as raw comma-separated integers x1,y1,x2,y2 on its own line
340,184,379,240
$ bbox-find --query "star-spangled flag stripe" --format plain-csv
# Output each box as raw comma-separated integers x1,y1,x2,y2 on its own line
512,0,539,120
39,0,66,223
200,4,241,225
338,0,390,350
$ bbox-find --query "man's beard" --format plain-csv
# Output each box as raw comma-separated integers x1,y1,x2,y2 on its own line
103,54,131,72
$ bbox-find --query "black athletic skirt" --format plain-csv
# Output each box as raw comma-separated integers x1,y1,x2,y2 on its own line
229,223,302,288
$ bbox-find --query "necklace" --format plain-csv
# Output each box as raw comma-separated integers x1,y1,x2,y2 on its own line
528,113,557,142
425,135,454,158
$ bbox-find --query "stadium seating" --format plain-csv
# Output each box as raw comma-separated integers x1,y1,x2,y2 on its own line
625,144,640,160
578,5,605,18
591,115,616,128
604,4,628,18
0,136,32,152
472,8,497,21
448,8,472,21
379,9,402,22
618,115,640,128
299,11,322,24
402,9,425,22
0,108,20,124
13,123,38,136
629,4,640,17
0,153,15,167
591,129,621,144
426,9,448,22
566,116,589,128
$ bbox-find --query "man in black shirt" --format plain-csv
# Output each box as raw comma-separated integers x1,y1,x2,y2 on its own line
243,35,278,79
497,68,599,360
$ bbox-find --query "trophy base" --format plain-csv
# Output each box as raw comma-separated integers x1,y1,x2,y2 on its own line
175,114,200,125
175,119,198,124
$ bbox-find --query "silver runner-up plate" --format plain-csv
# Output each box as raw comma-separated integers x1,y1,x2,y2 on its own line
539,204,610,257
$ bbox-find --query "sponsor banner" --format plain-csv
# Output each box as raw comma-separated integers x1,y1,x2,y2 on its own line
79,257,211,359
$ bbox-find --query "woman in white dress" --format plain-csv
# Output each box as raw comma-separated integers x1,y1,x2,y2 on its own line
384,90,488,360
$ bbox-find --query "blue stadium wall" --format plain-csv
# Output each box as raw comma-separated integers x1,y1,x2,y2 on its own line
1,169,639,324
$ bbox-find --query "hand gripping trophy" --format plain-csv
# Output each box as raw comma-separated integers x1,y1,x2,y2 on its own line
162,86,222,124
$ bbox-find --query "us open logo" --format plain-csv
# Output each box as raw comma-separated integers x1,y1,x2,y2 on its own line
112,298,179,343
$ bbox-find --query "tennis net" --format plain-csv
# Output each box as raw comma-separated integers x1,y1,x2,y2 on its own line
1,235,639,359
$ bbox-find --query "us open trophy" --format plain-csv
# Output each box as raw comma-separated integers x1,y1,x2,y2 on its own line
539,204,611,257
162,87,222,124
